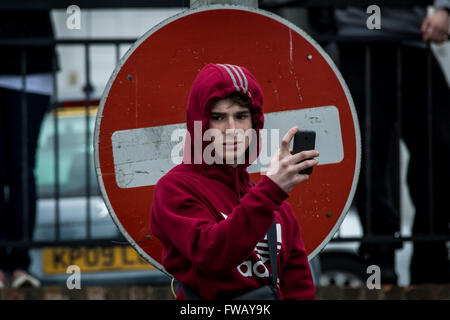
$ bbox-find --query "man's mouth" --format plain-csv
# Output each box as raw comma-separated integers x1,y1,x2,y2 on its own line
223,141,241,146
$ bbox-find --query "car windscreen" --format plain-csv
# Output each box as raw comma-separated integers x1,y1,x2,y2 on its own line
36,107,101,198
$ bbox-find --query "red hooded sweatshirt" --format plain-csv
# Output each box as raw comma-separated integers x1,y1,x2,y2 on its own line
150,63,315,300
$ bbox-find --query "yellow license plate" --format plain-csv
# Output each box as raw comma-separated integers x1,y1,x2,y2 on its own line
42,246,155,275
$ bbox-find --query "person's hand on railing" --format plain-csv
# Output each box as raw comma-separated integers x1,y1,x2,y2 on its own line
421,8,449,44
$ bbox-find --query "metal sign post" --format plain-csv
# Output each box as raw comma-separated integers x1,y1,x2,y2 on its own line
190,0,258,9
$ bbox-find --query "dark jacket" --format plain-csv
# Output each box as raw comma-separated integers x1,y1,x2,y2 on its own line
0,10,56,75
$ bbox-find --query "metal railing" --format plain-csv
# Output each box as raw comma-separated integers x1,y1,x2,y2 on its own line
0,0,432,10
0,38,135,248
0,2,449,253
319,36,449,246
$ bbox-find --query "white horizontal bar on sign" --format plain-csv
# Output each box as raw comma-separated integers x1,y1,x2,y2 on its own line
111,122,186,189
247,105,343,174
110,106,343,189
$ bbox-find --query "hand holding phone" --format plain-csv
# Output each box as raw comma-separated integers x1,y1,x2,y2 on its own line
266,127,319,193
293,130,317,175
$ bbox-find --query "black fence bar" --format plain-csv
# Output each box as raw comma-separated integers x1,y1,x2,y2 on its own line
84,43,92,240
0,0,190,10
393,45,402,231
1,233,449,249
330,234,450,243
20,48,29,242
0,238,124,248
0,38,137,46
115,43,121,66
0,0,431,10
51,50,61,242
259,0,431,10
426,44,435,235
0,35,430,47
364,44,372,236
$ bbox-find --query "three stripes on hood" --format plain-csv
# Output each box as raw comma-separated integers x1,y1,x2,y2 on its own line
216,64,253,99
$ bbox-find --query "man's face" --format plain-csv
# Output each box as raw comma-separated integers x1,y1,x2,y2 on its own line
208,98,253,166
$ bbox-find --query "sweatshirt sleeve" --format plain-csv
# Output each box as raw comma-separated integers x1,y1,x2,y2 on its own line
280,209,316,300
151,174,288,274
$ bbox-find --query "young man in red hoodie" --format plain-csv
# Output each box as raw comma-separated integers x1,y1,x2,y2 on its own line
151,63,319,300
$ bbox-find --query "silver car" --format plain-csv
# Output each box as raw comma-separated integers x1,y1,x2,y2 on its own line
29,105,169,286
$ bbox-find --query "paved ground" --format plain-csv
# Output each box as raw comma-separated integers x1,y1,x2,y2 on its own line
0,284,449,300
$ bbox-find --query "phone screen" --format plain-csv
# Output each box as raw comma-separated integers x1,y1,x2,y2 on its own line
293,131,316,174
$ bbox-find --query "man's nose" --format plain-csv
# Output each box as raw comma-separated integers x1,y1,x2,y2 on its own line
225,116,236,130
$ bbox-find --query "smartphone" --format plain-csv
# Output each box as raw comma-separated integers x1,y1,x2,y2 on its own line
293,130,316,175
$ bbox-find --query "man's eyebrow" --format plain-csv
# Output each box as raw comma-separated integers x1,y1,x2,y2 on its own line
210,110,250,115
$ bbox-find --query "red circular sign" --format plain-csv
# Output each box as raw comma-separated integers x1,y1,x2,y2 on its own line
94,6,360,273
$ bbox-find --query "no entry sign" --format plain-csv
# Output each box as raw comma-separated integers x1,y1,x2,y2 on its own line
94,5,361,273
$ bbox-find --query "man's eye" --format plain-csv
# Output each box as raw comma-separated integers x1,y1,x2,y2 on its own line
237,114,249,120
211,116,223,121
